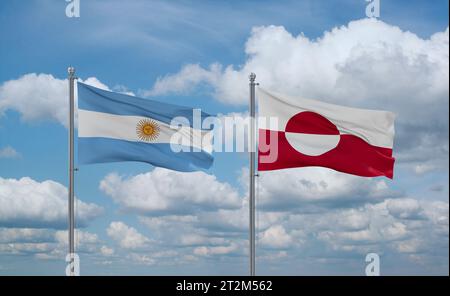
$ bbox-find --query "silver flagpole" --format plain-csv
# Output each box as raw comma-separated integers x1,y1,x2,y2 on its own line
249,73,256,276
68,66,76,276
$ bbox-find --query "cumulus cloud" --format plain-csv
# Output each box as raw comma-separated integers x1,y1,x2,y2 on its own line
96,176,448,274
127,253,157,265
100,168,241,215
0,228,53,244
107,221,150,250
52,229,103,255
106,164,444,271
100,245,115,256
255,167,398,211
386,198,425,220
0,73,68,125
192,207,284,234
82,77,111,91
0,176,102,228
54,229,100,246
149,19,448,108
0,228,103,258
0,242,53,255
0,73,110,127
146,63,222,97
136,182,447,273
148,19,449,173
193,243,239,257
291,198,448,256
259,225,293,249
421,201,449,229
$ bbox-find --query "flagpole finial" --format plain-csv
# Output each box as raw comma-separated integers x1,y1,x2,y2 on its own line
68,66,75,77
249,72,256,82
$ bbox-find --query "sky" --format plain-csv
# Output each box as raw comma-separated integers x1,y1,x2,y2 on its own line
0,0,448,275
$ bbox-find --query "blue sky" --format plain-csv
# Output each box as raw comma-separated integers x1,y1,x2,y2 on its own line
0,0,448,275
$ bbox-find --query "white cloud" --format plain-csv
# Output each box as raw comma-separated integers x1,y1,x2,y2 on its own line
108,180,447,273
393,238,424,254
0,73,110,127
127,250,182,266
0,242,53,255
422,201,449,229
0,228,53,244
52,229,102,255
149,19,448,108
258,250,288,261
0,228,102,257
0,73,68,125
335,209,371,231
193,206,285,233
259,225,293,249
100,168,241,215
100,245,115,256
0,176,102,228
82,77,111,91
146,63,222,97
127,166,447,269
255,167,398,211
139,215,199,231
113,85,135,96
127,253,156,265
107,221,150,250
0,146,20,159
178,233,209,246
193,208,250,233
54,229,100,246
193,243,238,256
309,198,447,254
387,198,425,220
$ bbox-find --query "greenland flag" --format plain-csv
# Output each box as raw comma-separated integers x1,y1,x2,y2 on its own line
257,88,395,179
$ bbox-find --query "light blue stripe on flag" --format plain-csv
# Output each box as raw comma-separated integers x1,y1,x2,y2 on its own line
77,82,213,171
78,138,213,171
78,82,211,127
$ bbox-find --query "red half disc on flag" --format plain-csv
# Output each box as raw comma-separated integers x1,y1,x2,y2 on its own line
285,111,340,156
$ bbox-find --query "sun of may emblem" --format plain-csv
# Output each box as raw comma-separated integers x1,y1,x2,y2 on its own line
136,119,160,142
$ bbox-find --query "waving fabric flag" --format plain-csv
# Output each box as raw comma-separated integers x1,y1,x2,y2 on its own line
77,82,213,171
257,88,395,179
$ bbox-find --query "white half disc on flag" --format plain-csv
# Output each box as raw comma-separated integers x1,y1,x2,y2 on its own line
285,133,340,156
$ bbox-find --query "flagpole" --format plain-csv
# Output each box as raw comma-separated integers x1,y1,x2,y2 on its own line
249,73,256,276
68,66,76,276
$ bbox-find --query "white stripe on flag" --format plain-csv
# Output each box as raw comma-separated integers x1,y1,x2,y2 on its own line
258,88,395,148
78,109,212,153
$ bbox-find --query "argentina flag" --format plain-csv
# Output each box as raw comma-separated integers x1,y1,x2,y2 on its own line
77,82,213,171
